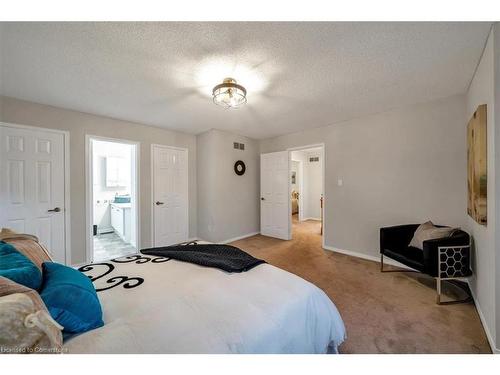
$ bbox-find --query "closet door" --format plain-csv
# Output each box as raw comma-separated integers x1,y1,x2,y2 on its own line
152,145,188,247
0,124,67,263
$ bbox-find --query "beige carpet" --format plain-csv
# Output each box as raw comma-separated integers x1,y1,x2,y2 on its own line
231,216,491,354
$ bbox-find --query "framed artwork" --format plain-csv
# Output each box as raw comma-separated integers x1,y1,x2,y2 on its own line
467,104,487,225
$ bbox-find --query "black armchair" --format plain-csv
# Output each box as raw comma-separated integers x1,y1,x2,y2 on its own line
380,224,472,304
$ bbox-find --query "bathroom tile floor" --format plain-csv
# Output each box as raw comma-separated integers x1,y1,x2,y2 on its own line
93,232,137,262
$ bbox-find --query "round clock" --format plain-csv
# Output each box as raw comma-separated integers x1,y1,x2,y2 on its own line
234,160,246,176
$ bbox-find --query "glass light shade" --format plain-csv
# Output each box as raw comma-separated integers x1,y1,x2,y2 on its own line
212,78,247,109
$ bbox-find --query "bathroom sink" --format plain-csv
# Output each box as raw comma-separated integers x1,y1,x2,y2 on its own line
114,195,131,203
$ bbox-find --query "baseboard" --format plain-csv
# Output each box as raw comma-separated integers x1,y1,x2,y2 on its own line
193,232,260,245
467,280,499,354
221,232,260,244
97,227,114,235
322,245,415,270
303,217,321,221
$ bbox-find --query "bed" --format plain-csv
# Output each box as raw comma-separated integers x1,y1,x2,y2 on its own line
63,243,346,354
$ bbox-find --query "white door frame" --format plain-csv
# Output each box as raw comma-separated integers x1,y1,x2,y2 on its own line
150,144,189,247
85,135,140,263
287,143,326,248
0,121,71,265
290,158,304,222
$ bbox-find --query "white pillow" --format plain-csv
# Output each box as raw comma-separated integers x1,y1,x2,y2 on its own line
409,221,459,250
0,293,63,354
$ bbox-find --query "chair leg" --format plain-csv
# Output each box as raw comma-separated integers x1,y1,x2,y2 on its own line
380,254,384,272
436,278,441,305
436,279,473,305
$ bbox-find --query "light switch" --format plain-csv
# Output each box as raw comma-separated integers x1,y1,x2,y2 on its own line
337,179,343,187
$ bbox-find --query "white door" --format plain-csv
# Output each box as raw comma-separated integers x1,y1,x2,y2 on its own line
152,145,188,247
260,151,290,240
0,124,67,263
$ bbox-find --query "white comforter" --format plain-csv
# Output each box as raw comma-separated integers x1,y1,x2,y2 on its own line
64,253,346,354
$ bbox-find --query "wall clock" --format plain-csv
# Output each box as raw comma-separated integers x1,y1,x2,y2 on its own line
234,160,246,176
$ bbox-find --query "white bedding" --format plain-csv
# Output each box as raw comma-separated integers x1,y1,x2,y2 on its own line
64,252,346,354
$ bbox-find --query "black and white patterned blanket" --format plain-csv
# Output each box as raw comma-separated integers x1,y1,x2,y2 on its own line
140,243,266,273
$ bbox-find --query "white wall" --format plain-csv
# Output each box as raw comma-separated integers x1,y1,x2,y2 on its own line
197,129,260,243
260,94,467,260
304,149,323,220
465,27,497,351
0,95,198,264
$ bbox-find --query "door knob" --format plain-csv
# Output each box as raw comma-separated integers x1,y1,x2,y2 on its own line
261,197,265,201
155,201,164,205
48,207,61,213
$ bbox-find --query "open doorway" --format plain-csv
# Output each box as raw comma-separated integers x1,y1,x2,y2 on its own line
86,136,139,262
289,145,324,241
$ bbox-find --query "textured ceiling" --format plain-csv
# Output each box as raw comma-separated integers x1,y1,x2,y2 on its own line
0,22,492,139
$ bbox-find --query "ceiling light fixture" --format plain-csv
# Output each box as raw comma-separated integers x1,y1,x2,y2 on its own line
212,77,247,109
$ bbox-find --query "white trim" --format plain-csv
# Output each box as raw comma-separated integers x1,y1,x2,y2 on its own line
150,144,189,247
192,232,260,245
323,244,415,270
85,135,141,264
63,131,71,265
0,121,68,135
0,121,71,265
84,136,91,263
220,231,260,244
151,143,188,152
287,152,292,240
287,143,325,247
291,158,304,222
298,160,304,222
287,143,325,152
467,280,499,353
150,145,154,247
303,217,321,221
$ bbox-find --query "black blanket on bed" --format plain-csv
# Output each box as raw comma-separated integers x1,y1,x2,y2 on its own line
140,243,266,273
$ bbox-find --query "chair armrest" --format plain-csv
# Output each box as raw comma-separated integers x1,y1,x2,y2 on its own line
380,224,419,254
422,231,470,277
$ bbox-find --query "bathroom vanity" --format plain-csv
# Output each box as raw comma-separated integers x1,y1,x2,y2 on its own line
110,202,132,243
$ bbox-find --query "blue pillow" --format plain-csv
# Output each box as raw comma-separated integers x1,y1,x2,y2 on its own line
40,261,104,334
0,240,42,290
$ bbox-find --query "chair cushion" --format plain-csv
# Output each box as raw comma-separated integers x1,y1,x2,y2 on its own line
383,247,425,272
40,262,104,334
409,221,459,250
0,241,43,290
